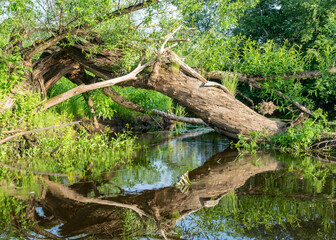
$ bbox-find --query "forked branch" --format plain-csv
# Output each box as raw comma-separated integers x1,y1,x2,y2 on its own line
42,60,153,111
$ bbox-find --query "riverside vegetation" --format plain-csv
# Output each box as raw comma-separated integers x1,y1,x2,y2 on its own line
1,0,336,238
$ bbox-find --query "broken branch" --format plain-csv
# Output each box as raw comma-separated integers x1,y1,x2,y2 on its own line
0,121,81,145
42,60,153,111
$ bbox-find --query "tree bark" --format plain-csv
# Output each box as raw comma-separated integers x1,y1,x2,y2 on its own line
123,50,286,139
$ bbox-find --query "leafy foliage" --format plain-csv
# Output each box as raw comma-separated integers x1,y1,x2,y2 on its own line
0,50,27,100
235,109,329,156
234,0,336,49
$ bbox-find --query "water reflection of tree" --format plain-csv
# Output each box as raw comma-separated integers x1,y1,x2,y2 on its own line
176,156,336,240
2,149,336,239
0,149,278,239
102,131,228,195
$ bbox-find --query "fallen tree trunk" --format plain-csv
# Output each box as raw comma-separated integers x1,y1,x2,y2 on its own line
122,50,287,138
31,46,286,139
44,48,287,139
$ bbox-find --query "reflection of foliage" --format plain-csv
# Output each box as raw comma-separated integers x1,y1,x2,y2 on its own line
122,209,144,237
176,162,336,240
230,196,335,235
0,194,32,239
122,209,156,239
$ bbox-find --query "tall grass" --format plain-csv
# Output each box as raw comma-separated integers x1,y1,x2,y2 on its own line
221,73,238,95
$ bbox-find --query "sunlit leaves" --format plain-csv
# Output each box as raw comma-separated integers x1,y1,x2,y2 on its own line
0,50,26,100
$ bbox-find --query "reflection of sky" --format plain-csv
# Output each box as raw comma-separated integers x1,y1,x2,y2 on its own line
109,132,229,194
176,215,255,240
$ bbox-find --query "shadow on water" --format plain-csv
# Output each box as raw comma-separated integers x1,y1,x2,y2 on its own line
1,131,336,239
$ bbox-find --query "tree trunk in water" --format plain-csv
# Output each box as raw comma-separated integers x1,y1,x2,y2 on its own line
124,50,286,139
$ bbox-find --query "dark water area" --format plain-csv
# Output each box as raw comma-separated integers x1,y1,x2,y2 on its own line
2,130,336,239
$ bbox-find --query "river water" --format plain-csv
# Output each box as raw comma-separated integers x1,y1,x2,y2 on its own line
2,130,336,239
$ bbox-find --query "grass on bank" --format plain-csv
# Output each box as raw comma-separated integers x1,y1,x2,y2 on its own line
235,109,335,157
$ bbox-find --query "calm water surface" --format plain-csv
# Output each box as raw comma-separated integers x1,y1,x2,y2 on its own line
2,130,336,239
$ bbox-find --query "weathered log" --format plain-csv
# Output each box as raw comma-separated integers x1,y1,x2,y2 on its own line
122,50,286,139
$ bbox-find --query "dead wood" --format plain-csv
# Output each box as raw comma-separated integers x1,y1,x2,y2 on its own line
309,139,336,150
0,121,81,145
42,60,153,111
60,46,286,138
64,63,207,125
124,49,286,139
236,89,254,105
86,95,100,129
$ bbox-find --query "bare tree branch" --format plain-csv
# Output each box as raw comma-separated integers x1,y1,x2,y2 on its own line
42,59,153,111
102,88,207,125
0,121,81,145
